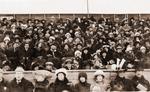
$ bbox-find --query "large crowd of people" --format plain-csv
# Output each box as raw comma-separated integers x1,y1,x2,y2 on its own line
0,15,150,71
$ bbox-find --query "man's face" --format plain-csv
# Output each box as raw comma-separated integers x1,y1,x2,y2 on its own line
24,44,29,49
15,72,24,81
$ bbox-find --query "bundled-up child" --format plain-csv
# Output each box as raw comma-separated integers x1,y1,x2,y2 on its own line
34,70,52,92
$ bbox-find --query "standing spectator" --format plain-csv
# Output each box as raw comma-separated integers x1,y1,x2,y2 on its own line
48,68,73,92
90,70,109,92
5,43,20,70
19,43,33,70
9,67,34,92
74,72,91,92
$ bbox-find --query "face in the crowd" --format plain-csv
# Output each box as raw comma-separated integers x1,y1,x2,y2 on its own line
60,29,64,34
24,44,29,50
77,45,82,50
45,64,53,70
96,75,103,82
13,43,18,48
141,48,146,53
75,52,82,57
145,41,150,47
79,77,86,83
102,52,107,57
51,45,57,52
117,48,122,53
83,49,88,54
57,73,65,81
64,45,69,50
136,71,143,78
15,72,24,81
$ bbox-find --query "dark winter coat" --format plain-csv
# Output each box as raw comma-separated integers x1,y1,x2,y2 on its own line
48,77,73,92
132,76,150,91
34,79,49,92
74,72,91,92
110,75,135,91
9,78,34,92
0,78,10,92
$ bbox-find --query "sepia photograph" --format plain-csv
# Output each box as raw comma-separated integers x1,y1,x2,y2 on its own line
0,0,150,92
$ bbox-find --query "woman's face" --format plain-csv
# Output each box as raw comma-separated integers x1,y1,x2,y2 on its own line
64,45,69,50
83,49,88,54
58,73,65,81
96,75,103,82
79,77,86,83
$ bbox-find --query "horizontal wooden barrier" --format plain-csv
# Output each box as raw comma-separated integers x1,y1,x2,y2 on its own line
2,69,150,85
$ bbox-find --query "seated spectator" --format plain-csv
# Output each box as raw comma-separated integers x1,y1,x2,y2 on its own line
0,69,10,92
110,70,135,91
9,67,34,92
48,68,73,92
74,72,91,92
90,70,110,92
34,70,52,92
132,68,150,91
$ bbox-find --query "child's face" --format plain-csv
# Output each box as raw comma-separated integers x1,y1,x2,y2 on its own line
96,75,103,82
58,73,65,81
79,77,86,83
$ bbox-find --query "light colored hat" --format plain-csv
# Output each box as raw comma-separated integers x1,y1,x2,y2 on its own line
55,68,67,76
75,31,80,35
15,67,24,72
144,27,150,30
74,50,82,56
140,46,146,50
126,46,133,52
34,70,52,78
4,36,10,41
94,70,105,77
49,36,55,40
45,61,54,66
65,33,71,37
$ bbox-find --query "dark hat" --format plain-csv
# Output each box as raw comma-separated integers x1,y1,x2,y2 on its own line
78,72,87,80
135,67,144,72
